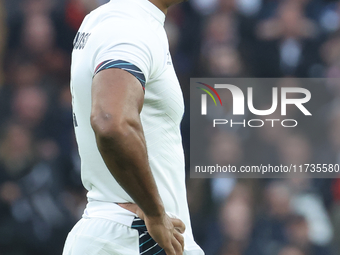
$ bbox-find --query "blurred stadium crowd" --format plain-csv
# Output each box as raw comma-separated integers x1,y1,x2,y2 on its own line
1,0,340,254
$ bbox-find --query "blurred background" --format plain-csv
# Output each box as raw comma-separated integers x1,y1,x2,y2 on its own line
1,0,340,254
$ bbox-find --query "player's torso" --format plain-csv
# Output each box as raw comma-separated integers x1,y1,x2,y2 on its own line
70,0,185,202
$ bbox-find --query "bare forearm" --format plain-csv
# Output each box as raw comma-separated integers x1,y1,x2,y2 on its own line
94,121,164,217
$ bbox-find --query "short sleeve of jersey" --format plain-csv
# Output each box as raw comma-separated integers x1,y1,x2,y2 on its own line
93,19,154,88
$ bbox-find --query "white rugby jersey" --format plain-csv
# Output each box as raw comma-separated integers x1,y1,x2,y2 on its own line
70,0,203,254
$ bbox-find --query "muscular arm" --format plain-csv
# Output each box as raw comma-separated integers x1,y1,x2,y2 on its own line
91,68,163,217
90,68,184,255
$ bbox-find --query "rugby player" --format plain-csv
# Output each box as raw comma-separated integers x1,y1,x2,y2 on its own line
62,0,204,254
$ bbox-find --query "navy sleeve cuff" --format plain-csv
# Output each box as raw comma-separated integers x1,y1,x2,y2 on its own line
94,59,146,90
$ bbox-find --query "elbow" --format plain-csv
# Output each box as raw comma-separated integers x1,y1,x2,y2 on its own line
90,111,127,141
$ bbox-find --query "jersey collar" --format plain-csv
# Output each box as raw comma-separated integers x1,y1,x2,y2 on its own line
142,0,166,25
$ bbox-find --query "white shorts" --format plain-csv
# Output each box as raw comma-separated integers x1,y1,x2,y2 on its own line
62,217,141,255
63,201,204,255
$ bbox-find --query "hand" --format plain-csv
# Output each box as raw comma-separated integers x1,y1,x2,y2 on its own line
137,208,186,255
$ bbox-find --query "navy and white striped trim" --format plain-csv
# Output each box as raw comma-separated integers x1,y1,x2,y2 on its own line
131,217,165,255
94,60,146,89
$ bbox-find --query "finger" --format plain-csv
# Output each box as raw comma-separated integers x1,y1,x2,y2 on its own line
171,236,183,255
171,218,186,234
163,244,176,255
173,231,184,252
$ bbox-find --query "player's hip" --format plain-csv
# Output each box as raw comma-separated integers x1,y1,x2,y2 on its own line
62,217,140,255
62,215,204,255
